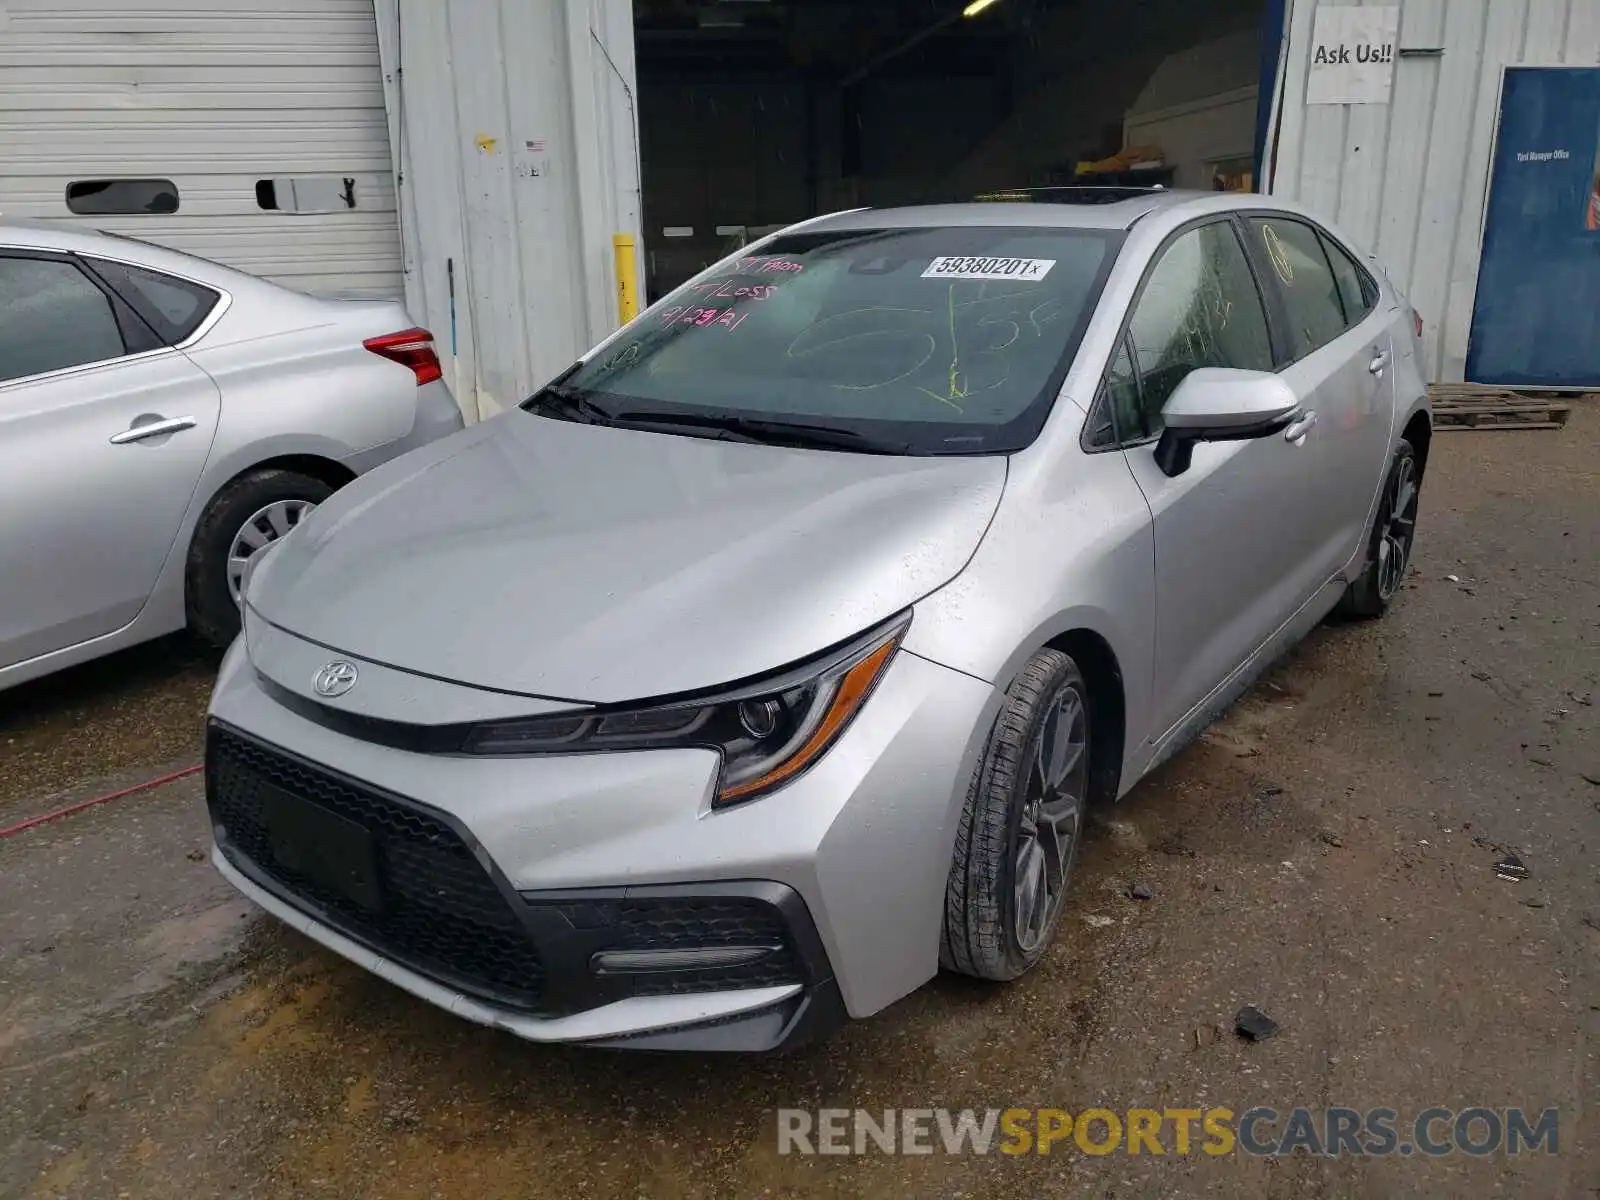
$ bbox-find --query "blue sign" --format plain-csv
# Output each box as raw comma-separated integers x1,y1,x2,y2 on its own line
1467,68,1600,387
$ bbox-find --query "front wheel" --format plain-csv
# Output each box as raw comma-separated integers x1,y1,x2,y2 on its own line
1337,439,1422,620
941,649,1092,982
186,469,333,648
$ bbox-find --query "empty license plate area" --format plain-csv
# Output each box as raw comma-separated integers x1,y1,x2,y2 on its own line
261,783,386,913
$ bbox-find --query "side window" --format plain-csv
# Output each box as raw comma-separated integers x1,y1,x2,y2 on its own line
1246,217,1348,359
88,259,219,345
1124,222,1274,439
0,257,127,384
1319,231,1377,328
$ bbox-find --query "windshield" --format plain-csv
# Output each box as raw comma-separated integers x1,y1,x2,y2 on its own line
542,226,1123,455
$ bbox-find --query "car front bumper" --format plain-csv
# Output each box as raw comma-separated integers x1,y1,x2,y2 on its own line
206,631,996,1051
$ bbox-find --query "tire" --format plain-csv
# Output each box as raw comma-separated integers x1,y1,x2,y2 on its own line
1337,439,1422,621
941,648,1092,982
186,468,333,648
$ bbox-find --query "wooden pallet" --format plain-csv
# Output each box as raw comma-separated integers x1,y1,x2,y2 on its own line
1428,384,1574,432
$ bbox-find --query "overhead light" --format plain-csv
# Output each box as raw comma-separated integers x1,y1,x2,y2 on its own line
963,0,1000,16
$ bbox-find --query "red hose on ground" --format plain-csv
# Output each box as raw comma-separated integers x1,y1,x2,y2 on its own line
0,764,203,840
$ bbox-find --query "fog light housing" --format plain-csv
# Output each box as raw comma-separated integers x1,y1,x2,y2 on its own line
590,945,782,976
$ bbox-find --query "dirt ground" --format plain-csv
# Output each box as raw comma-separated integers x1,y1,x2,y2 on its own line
2,407,1596,1199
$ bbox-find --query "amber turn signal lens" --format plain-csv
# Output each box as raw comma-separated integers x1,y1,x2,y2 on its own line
716,638,899,804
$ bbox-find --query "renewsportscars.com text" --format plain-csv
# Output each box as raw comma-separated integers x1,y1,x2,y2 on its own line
777,1107,1560,1158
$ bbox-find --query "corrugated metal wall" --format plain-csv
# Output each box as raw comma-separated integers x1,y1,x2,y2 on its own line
0,0,403,298
374,0,642,421
1271,0,1600,383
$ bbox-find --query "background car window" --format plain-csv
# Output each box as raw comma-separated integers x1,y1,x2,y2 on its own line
1318,231,1376,328
1124,221,1274,439
0,258,126,384
89,259,219,344
1246,217,1348,359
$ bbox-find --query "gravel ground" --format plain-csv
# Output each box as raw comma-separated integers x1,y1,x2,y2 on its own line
1,405,1596,1199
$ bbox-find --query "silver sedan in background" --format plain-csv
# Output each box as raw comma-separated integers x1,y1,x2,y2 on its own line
207,189,1430,1052
0,219,463,692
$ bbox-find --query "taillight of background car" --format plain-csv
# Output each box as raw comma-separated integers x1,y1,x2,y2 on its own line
364,328,443,386
1412,307,1425,340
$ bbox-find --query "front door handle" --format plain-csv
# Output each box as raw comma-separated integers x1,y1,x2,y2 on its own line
1283,411,1319,443
110,415,198,445
1369,350,1392,376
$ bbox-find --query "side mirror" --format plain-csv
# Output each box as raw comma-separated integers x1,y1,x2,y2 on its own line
1154,368,1302,478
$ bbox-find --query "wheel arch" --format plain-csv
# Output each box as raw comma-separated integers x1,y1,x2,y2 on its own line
183,453,355,574
1402,409,1433,479
1044,628,1126,807
180,454,354,641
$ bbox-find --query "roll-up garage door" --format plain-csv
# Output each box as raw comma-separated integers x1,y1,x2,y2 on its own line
0,0,403,298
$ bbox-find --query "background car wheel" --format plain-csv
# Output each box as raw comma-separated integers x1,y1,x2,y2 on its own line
1337,439,1422,621
186,468,333,648
941,648,1091,982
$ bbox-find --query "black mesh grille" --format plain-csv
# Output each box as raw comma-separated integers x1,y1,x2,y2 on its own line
614,898,803,997
207,724,545,1011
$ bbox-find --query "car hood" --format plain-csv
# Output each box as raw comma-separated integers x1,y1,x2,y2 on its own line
248,412,1007,704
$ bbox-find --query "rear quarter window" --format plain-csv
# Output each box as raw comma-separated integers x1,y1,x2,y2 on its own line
86,259,220,345
1319,231,1379,327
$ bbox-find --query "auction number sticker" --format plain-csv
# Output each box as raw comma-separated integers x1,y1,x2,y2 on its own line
922,256,1056,282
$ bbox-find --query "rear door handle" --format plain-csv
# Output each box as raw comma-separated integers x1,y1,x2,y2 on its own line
1283,411,1319,443
1369,350,1392,376
110,415,198,444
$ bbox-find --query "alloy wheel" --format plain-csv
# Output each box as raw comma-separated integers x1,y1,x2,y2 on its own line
227,499,316,603
1376,456,1420,602
1011,685,1089,953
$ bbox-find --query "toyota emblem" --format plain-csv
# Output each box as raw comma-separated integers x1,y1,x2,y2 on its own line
313,660,359,698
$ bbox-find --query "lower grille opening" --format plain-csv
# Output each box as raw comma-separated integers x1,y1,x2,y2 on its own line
207,724,546,1012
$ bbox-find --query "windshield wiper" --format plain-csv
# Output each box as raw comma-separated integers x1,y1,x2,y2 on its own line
525,384,617,426
610,411,912,455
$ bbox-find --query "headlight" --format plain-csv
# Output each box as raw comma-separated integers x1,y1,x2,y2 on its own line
462,615,910,807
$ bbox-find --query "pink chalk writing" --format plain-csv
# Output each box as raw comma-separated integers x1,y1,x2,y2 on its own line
657,305,749,331
684,280,778,301
734,257,805,275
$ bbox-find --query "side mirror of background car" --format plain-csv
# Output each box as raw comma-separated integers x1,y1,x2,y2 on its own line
1154,368,1303,478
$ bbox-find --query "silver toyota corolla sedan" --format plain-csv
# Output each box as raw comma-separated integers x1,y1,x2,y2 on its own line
0,220,463,691
207,189,1430,1052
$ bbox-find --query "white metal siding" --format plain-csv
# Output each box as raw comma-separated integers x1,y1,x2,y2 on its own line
0,0,403,298
1271,0,1600,383
374,0,642,421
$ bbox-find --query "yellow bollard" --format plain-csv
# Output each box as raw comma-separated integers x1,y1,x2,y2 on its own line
613,234,639,324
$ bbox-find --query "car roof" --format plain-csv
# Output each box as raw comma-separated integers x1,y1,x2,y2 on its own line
0,216,266,290
0,216,146,254
803,188,1219,234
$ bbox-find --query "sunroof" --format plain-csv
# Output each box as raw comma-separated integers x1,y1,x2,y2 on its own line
974,185,1167,205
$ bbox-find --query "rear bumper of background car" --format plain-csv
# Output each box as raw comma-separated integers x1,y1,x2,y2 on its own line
343,378,465,474
205,630,995,1050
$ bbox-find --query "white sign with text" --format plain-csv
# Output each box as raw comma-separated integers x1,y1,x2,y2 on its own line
1307,6,1401,106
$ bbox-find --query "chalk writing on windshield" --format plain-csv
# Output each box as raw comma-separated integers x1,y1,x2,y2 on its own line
734,257,805,275
783,282,1070,414
683,280,778,302
648,256,805,333
658,305,749,331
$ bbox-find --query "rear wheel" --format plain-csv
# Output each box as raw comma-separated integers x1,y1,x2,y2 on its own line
941,649,1091,982
1338,439,1422,620
186,469,333,648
